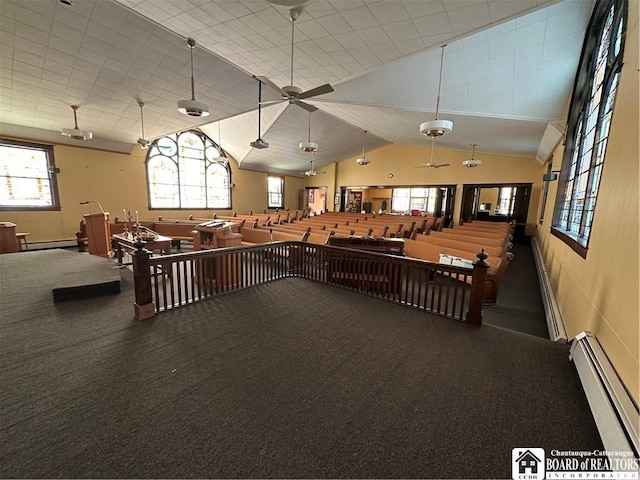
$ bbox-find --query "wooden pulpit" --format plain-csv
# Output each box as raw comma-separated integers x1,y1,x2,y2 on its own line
84,212,112,258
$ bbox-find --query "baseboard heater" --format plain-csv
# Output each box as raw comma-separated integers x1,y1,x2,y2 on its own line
531,237,566,342
570,332,639,457
28,239,77,250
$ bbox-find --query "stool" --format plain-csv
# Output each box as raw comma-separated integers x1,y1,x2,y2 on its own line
16,232,31,251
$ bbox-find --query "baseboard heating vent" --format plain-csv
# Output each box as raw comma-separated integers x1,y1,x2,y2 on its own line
570,332,639,457
531,237,566,342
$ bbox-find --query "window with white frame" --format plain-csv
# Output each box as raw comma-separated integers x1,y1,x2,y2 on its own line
0,139,60,210
267,176,284,209
392,187,438,213
146,130,231,209
552,0,627,256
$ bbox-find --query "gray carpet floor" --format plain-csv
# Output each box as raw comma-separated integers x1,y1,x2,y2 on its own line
0,249,601,479
482,240,550,338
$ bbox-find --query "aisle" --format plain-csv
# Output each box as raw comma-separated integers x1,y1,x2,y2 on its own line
482,238,550,339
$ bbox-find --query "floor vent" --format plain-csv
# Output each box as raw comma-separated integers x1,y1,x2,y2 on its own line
531,237,566,342
570,332,639,457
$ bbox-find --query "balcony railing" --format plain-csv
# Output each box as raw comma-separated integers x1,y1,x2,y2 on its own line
131,241,488,325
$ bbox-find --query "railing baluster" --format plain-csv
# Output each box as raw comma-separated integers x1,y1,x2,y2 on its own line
134,242,486,325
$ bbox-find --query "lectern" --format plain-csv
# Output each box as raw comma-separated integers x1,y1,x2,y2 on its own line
84,212,111,258
193,221,243,290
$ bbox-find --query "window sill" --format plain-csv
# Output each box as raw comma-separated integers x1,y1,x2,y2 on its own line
550,227,588,258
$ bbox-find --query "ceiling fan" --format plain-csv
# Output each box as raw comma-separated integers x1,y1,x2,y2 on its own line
256,7,334,113
301,155,326,176
416,138,450,169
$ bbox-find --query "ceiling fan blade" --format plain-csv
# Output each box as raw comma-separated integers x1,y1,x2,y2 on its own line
255,75,287,97
295,100,318,113
258,100,284,106
435,163,451,168
298,83,334,100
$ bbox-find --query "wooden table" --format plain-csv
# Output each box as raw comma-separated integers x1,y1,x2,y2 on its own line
112,233,172,265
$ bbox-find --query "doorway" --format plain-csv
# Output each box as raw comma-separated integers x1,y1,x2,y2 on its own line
300,187,327,215
461,183,531,240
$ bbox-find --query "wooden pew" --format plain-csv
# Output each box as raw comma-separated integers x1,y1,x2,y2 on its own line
403,239,514,305
411,232,508,258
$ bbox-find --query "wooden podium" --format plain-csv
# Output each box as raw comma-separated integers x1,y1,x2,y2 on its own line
0,222,19,254
84,212,112,258
193,221,243,290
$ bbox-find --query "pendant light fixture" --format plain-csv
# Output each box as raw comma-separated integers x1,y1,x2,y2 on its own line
177,38,209,118
137,101,150,148
462,144,482,167
420,45,453,137
61,105,92,140
250,78,269,149
356,130,370,165
299,111,318,152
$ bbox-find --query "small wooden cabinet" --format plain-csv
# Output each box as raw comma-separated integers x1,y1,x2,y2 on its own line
0,222,19,253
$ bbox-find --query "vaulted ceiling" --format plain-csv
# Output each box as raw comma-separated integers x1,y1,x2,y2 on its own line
0,0,593,176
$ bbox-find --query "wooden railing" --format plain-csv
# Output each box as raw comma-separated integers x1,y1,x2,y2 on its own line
131,240,488,325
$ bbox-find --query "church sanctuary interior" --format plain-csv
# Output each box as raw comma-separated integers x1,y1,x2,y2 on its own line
1,0,638,478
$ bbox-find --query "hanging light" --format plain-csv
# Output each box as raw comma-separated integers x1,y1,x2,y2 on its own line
137,101,150,148
356,130,370,165
61,105,92,140
299,111,318,152
462,144,482,167
177,38,209,118
419,45,453,137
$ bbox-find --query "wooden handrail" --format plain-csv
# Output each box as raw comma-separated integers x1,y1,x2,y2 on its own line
132,241,487,325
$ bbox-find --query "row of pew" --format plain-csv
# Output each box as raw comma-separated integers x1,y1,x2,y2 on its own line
235,211,514,305
92,208,514,305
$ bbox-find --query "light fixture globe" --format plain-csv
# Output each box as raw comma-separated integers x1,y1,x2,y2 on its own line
62,127,91,140
462,144,481,167
463,159,482,168
420,119,453,137
177,98,209,118
299,141,318,152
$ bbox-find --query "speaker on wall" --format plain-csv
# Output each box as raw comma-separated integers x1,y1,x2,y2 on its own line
543,172,559,182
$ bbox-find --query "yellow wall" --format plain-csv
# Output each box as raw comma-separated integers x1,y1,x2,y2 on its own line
0,134,544,241
0,143,308,241
535,1,639,403
333,143,544,223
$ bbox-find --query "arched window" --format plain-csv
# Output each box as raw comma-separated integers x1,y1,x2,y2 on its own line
146,130,231,209
551,0,627,257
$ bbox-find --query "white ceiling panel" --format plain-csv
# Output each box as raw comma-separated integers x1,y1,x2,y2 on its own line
1,0,592,170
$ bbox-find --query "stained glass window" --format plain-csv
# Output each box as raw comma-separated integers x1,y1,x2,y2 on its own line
146,130,230,209
552,0,627,256
0,139,60,210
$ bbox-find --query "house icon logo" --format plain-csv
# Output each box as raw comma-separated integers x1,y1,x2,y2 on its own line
512,448,545,480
